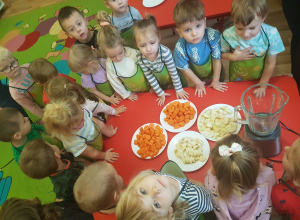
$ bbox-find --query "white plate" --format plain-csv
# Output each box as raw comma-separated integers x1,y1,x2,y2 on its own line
160,100,197,133
167,131,210,172
143,0,165,8
131,123,168,159
197,104,242,141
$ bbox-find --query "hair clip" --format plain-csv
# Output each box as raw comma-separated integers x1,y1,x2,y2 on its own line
64,84,67,89
99,21,110,27
219,143,242,157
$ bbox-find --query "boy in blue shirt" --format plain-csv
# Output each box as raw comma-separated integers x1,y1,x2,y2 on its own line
173,0,227,97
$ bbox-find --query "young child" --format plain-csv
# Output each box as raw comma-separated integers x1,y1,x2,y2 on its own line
97,13,150,101
43,98,119,162
100,0,142,48
68,43,121,105
0,46,44,118
116,170,212,220
74,161,125,214
221,0,285,97
271,137,300,220
205,134,276,219
173,0,227,98
19,138,90,202
0,107,45,165
133,15,189,106
28,57,76,104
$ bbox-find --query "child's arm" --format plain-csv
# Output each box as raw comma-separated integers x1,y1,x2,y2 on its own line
89,87,121,106
81,145,119,162
181,68,206,97
209,59,228,92
11,95,43,118
92,117,118,137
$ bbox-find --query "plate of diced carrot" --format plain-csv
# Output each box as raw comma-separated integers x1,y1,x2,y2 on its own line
131,123,168,159
160,100,197,133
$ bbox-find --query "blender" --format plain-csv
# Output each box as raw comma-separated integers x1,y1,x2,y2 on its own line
234,83,289,157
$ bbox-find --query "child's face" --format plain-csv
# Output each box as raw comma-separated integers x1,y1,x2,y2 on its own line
136,29,160,62
136,174,177,217
16,112,31,137
105,45,125,62
71,109,84,131
177,18,206,45
282,138,300,176
234,16,264,41
61,12,90,42
0,55,21,79
105,0,128,14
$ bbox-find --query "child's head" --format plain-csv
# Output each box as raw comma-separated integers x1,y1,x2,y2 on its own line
0,107,31,142
173,0,206,45
19,139,60,179
133,15,160,61
282,137,300,184
103,0,129,14
211,134,261,200
74,161,124,213
0,46,21,79
231,0,268,41
28,58,58,85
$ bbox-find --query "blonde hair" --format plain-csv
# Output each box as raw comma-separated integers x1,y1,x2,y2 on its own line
173,0,205,27
28,58,58,84
116,170,188,220
74,161,117,213
231,0,268,26
0,46,12,62
291,138,300,183
211,134,261,200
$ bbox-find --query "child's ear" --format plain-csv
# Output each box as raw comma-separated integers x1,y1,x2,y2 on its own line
104,2,111,9
168,207,173,216
13,132,22,140
113,190,120,202
176,28,183,38
54,151,61,159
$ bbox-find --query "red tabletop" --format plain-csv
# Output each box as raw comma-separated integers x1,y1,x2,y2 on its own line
129,0,233,29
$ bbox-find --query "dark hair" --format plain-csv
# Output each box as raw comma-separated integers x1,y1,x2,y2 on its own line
0,107,21,142
58,6,83,31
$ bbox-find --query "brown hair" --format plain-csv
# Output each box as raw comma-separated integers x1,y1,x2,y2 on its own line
28,58,58,84
0,108,21,142
19,139,58,179
74,162,117,213
173,0,205,27
58,6,83,31
231,0,268,26
211,134,261,200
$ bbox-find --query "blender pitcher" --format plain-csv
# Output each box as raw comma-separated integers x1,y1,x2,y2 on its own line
234,83,289,137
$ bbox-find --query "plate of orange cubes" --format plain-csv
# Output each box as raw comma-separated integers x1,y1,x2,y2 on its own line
160,100,197,133
131,123,168,159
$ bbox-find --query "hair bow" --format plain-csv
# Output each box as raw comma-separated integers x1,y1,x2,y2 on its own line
219,143,242,157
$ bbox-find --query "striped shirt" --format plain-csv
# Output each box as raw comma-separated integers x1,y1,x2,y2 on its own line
137,44,183,96
155,172,213,219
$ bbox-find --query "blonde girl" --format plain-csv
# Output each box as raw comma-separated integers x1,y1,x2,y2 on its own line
116,170,212,220
68,44,122,105
133,15,189,106
43,98,118,162
97,11,150,102
205,134,276,219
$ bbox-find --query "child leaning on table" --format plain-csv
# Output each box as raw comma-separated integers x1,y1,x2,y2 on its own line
205,134,276,220
96,12,151,102
133,15,189,106
74,161,125,214
173,0,227,98
221,0,285,97
271,137,300,220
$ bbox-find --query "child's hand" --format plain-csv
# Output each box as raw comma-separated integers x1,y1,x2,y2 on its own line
209,81,228,92
109,94,122,106
156,93,171,106
107,124,118,136
176,90,189,100
128,93,138,102
149,87,155,94
232,46,255,61
104,148,119,162
253,87,266,98
195,81,206,97
114,105,127,116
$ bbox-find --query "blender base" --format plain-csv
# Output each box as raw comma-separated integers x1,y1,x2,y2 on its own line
244,123,281,158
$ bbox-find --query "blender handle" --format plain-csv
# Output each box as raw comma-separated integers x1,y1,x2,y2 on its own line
281,90,289,105
234,105,247,124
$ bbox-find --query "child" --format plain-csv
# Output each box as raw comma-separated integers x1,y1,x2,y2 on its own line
19,138,90,202
97,13,151,101
43,98,118,162
0,46,44,118
100,0,142,48
116,170,212,220
74,161,125,214
133,15,189,106
205,134,276,219
173,0,227,98
68,43,121,105
28,57,76,104
271,137,300,220
0,107,45,165
221,0,285,97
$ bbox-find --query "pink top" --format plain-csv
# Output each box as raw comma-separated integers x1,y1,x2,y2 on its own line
81,59,107,88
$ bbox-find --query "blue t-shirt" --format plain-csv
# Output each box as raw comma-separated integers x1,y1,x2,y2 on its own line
174,28,221,70
221,23,285,56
